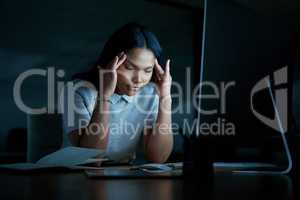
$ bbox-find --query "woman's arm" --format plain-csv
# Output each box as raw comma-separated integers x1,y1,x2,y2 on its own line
67,94,110,149
67,53,127,149
144,95,173,163
144,59,173,163
78,94,110,149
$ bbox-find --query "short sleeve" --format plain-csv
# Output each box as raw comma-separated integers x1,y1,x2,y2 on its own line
59,85,92,147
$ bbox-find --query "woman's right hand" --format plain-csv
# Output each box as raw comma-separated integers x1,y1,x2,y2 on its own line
97,52,127,99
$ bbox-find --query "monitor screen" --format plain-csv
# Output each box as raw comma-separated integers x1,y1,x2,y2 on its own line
196,0,296,161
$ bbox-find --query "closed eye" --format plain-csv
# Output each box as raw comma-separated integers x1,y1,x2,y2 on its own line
125,61,153,73
145,69,153,73
125,64,134,70
145,67,153,73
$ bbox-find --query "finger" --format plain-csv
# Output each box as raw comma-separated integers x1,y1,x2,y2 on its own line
115,53,127,69
154,69,161,81
109,56,119,69
154,59,164,75
165,59,170,76
154,63,162,79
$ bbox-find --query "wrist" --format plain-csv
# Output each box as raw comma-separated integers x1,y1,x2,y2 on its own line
159,95,172,103
159,94,171,99
97,95,110,102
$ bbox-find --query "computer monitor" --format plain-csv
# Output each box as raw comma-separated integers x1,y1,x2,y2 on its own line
194,0,296,164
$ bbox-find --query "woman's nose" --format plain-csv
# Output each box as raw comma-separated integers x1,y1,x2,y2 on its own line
132,72,144,84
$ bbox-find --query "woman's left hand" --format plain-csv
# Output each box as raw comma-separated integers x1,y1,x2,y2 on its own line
154,59,172,98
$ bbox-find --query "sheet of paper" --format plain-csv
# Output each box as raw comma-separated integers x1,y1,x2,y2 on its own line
36,147,106,166
0,147,106,171
0,163,104,171
136,163,173,173
0,163,57,170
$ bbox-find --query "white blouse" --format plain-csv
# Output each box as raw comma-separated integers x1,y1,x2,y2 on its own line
59,79,159,161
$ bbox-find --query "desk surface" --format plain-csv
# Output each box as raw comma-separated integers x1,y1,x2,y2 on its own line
0,171,298,200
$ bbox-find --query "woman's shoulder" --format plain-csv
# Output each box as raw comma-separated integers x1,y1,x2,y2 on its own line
61,79,97,100
137,82,159,105
139,82,157,95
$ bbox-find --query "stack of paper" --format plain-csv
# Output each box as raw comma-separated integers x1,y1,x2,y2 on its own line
0,147,106,171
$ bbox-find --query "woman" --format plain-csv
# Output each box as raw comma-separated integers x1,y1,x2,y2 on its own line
61,23,173,163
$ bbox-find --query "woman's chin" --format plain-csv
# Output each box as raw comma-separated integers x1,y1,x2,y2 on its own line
117,87,140,96
126,90,138,96
125,88,140,96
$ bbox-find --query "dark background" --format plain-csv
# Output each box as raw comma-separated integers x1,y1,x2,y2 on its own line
0,0,300,163
0,0,202,161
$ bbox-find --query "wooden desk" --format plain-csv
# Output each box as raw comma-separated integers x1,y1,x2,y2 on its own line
0,171,298,200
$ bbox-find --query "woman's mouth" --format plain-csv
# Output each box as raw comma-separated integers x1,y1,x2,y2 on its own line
128,86,140,91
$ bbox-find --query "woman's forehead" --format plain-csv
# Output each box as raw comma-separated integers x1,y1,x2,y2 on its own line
126,48,155,68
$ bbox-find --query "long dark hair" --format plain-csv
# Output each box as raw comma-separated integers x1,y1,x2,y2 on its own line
72,22,165,89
